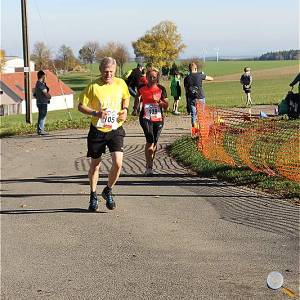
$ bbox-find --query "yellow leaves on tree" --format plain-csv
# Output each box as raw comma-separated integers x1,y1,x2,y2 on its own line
0,49,6,73
132,21,186,68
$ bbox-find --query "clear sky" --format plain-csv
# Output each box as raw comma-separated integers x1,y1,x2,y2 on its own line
1,0,299,59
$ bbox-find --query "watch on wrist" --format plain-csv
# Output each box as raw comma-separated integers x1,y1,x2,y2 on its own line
91,110,97,117
123,107,129,112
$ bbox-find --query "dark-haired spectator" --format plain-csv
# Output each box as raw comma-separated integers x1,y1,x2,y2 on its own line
125,63,143,97
35,70,51,135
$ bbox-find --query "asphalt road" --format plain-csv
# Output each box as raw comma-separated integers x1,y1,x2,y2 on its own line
1,115,299,299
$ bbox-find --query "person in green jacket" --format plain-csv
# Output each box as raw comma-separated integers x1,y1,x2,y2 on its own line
170,71,181,115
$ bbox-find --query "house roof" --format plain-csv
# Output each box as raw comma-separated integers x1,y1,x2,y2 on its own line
0,70,73,101
5,56,20,61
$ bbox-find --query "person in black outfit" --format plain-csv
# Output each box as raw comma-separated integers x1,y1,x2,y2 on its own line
126,63,143,98
184,62,213,127
240,67,253,106
35,70,51,135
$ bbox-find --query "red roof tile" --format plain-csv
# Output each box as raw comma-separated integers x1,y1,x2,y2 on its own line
0,70,73,100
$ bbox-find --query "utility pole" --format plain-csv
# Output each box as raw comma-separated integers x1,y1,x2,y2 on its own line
21,0,32,123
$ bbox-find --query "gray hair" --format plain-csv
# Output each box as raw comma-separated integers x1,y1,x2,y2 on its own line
99,57,117,71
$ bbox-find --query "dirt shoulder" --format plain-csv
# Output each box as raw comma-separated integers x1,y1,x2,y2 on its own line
213,65,298,82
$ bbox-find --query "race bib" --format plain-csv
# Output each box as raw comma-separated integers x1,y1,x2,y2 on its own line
96,110,118,130
144,103,162,122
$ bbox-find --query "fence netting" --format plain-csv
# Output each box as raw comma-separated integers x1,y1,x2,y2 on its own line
195,102,300,183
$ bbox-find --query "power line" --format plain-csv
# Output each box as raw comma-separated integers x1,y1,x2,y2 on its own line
32,0,73,120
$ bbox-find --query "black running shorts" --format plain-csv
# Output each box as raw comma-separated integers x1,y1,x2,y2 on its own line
87,124,126,159
139,115,164,144
243,85,251,94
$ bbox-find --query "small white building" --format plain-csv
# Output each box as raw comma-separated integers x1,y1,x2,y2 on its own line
3,56,35,73
0,70,74,116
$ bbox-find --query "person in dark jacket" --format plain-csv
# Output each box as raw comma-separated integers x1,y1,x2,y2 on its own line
35,70,51,135
126,63,143,97
184,62,213,128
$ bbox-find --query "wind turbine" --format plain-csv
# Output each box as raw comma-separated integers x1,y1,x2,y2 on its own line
202,48,207,62
214,47,220,62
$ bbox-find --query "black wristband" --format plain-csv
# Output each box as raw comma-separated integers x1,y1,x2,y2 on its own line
91,111,97,117
123,107,129,112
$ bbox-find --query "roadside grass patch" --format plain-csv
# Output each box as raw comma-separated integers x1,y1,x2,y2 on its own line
169,136,300,199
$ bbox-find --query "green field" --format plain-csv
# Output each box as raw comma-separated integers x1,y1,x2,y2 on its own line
84,59,299,77
199,60,298,76
203,76,293,107
1,60,298,136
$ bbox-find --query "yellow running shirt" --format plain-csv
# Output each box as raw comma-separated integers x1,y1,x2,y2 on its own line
78,77,130,132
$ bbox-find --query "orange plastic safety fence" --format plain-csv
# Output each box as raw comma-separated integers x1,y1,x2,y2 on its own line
195,102,300,183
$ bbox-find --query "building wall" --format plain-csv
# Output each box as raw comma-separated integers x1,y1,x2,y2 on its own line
21,94,74,114
0,103,22,116
0,88,22,116
3,58,35,73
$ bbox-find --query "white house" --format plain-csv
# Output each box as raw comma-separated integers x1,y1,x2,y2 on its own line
3,57,35,73
0,70,74,116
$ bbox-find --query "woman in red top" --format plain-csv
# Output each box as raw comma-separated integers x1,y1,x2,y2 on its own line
135,68,169,176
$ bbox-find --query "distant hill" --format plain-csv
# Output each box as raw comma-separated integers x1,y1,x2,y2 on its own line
256,50,299,60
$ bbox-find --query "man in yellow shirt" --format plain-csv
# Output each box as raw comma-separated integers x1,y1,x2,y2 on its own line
78,57,130,211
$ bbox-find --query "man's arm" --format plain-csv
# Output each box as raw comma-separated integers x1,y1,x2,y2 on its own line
41,88,51,99
78,102,103,118
249,75,253,85
118,97,130,121
205,75,214,81
132,91,140,116
290,73,300,87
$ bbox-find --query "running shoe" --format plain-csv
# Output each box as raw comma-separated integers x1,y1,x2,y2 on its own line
88,192,99,212
102,186,116,210
144,168,154,176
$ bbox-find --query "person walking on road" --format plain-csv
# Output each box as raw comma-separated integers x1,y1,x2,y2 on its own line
35,70,51,135
134,68,169,176
78,57,130,211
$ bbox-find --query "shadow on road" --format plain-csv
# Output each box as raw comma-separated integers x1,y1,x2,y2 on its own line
0,208,107,215
1,175,299,238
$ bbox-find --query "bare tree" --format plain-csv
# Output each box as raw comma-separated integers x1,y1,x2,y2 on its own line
114,44,129,76
30,41,52,70
79,41,100,64
56,44,77,72
96,42,117,61
96,42,129,76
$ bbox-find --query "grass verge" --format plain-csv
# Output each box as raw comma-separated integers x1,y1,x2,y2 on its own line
169,136,300,199
0,98,136,137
